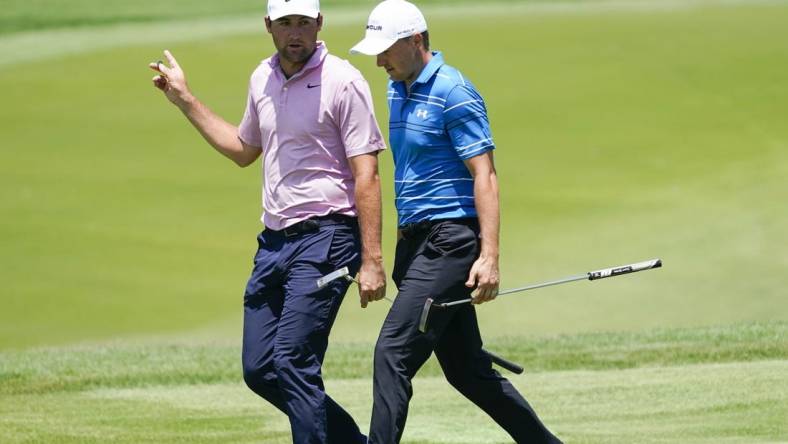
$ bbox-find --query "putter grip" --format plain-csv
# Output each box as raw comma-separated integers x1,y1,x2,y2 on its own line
484,350,524,375
588,258,662,281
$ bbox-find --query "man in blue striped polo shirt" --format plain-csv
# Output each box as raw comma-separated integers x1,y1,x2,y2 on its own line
352,1,561,443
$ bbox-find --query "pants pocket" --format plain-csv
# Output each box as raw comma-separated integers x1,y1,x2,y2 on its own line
426,222,478,257
392,237,413,288
326,224,360,269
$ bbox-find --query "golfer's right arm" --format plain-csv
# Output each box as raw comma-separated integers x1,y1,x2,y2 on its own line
150,50,261,167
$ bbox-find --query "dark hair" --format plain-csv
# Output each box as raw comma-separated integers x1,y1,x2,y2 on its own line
420,31,430,51
399,31,430,51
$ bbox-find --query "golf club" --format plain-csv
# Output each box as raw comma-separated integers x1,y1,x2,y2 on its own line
419,258,663,333
317,267,524,374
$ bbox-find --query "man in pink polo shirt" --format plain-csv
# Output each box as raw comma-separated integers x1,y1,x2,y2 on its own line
149,0,385,442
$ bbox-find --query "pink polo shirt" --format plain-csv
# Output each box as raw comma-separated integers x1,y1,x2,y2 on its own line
238,42,386,230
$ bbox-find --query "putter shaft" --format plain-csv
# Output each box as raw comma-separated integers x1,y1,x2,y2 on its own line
439,274,588,308
434,258,662,309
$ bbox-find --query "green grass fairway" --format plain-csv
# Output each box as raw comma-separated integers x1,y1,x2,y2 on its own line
1,1,787,442
2,322,786,443
1,0,786,349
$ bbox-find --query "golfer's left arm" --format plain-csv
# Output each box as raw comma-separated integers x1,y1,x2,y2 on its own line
336,78,387,308
464,152,501,304
348,153,387,308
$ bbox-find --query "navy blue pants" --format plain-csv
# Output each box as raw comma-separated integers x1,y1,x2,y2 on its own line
369,218,561,444
241,216,367,444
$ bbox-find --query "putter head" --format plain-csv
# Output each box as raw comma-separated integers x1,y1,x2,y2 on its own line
418,299,450,333
316,266,351,289
418,298,434,333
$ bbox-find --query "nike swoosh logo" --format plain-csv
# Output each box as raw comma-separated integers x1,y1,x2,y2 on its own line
307,84,320,89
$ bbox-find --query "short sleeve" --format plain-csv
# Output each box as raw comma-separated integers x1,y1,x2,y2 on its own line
443,85,495,160
336,78,387,158
238,82,262,148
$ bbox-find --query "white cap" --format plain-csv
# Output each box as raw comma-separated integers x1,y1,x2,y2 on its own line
267,0,320,21
350,0,428,56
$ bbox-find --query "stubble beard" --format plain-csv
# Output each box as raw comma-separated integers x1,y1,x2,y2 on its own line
280,44,313,66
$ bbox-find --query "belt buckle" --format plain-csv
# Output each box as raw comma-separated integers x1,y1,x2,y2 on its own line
283,219,319,238
283,225,300,238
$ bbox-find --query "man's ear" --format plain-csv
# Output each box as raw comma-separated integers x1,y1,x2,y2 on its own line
317,14,323,31
412,33,423,50
265,17,272,34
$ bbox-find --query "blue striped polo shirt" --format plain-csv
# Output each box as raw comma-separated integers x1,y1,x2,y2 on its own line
387,51,495,226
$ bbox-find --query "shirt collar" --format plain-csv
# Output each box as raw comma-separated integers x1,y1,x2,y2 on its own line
412,51,444,87
269,41,328,79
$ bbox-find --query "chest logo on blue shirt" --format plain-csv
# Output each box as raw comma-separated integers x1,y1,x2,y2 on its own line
415,109,429,119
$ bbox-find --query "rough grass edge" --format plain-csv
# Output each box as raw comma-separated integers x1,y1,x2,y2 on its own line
0,321,784,396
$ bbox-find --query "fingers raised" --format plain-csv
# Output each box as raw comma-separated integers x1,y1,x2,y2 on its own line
149,49,178,76
149,59,169,75
164,49,180,69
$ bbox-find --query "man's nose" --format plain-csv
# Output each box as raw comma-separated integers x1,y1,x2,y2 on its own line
288,27,304,39
376,54,385,67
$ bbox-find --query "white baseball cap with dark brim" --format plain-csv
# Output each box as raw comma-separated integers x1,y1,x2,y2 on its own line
350,0,428,56
268,0,320,21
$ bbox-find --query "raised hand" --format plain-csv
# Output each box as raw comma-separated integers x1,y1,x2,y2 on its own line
148,50,192,107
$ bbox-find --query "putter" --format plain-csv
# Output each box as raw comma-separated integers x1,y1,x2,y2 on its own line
419,258,663,333
317,267,524,374
316,266,357,289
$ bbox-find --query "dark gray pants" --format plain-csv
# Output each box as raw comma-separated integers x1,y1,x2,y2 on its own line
368,218,561,444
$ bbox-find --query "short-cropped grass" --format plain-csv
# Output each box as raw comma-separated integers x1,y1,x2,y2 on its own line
1,322,785,443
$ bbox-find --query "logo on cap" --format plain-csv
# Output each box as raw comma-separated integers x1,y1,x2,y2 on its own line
366,24,382,31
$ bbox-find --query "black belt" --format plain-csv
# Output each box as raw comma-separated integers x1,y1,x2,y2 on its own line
270,214,357,238
399,217,478,240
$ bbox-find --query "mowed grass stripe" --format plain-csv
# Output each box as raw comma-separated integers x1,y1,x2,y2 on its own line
1,322,784,395
1,0,553,36
1,359,785,443
2,0,784,69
